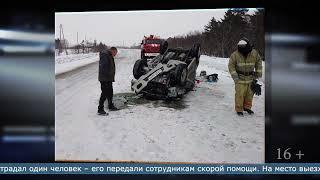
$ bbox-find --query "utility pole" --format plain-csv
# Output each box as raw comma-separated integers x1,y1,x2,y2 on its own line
59,24,68,55
58,24,62,55
77,32,79,54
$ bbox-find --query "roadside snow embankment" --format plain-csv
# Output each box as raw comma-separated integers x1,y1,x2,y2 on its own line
55,49,129,76
55,53,99,75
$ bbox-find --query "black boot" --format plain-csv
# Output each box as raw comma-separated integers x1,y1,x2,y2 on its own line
97,107,108,115
108,103,119,111
237,112,244,116
244,108,254,115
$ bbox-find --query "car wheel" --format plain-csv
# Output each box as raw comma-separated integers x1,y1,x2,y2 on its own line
191,43,201,59
141,50,146,60
160,41,168,54
174,64,188,86
133,59,147,79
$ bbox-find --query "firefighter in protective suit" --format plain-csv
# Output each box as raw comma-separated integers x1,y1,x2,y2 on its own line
228,38,262,116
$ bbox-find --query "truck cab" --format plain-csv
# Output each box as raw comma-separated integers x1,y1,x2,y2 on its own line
141,35,162,60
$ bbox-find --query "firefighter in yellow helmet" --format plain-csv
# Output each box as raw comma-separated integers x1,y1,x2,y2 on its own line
228,38,262,116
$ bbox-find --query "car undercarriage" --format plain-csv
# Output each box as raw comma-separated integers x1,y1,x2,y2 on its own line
131,42,201,99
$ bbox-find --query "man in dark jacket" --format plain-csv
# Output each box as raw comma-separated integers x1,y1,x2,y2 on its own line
98,47,118,115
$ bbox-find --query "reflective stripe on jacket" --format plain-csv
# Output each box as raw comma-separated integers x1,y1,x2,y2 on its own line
228,49,262,84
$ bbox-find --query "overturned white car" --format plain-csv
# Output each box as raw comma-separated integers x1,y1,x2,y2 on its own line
131,42,200,99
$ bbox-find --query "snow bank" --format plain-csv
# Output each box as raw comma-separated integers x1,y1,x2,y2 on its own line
55,53,99,75
55,49,130,76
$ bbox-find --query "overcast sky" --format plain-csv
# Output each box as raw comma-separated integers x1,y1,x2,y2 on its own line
55,9,257,46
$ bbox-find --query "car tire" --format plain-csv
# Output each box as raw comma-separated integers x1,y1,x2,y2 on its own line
174,64,188,86
141,51,145,60
133,59,147,79
160,40,168,54
191,43,201,59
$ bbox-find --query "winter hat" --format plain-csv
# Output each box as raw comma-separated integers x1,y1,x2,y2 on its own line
237,37,252,56
238,40,247,46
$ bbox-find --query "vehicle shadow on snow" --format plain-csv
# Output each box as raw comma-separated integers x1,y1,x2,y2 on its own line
112,93,188,110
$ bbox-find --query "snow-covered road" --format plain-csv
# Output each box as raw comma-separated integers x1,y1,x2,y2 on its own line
55,49,264,163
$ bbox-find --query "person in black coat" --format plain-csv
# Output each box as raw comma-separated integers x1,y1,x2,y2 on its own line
98,47,118,115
